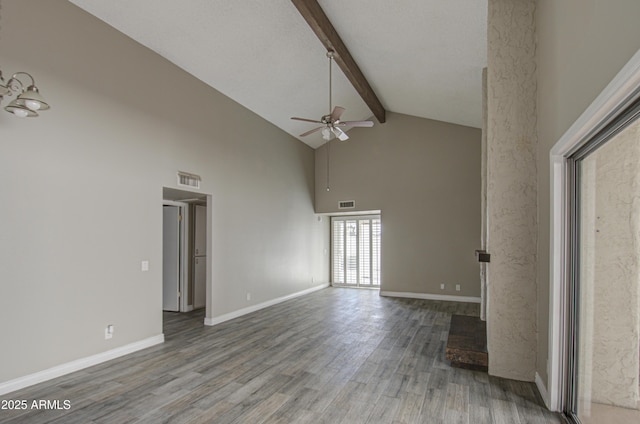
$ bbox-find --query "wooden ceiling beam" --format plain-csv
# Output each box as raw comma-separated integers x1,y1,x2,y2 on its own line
291,0,386,123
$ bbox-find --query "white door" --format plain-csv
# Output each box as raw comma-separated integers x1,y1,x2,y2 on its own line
193,256,206,309
193,204,206,309
194,205,206,256
162,205,180,311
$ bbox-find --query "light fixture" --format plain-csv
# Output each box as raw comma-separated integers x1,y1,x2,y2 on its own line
291,50,373,141
0,0,50,118
0,71,50,118
331,126,349,141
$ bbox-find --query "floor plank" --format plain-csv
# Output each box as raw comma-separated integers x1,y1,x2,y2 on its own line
0,288,562,423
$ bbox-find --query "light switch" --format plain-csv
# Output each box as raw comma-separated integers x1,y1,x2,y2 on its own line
141,261,149,272
105,325,114,340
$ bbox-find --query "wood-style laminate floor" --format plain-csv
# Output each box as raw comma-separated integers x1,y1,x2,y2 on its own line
0,288,562,423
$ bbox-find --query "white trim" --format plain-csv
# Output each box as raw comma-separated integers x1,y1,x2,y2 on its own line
322,209,382,217
0,335,164,396
380,291,481,304
548,48,640,412
204,283,329,326
550,50,640,158
535,372,551,408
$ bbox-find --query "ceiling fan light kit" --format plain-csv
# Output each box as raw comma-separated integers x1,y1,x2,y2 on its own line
0,71,50,118
291,50,373,142
0,0,50,118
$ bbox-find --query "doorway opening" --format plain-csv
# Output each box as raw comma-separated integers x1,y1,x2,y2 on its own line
331,215,381,288
162,188,209,327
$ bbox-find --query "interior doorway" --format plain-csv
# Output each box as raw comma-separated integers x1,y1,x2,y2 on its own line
162,187,209,315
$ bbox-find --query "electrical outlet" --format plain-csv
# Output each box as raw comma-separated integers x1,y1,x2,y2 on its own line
246,292,251,301
104,325,114,340
141,260,149,272
456,284,461,291
440,283,445,290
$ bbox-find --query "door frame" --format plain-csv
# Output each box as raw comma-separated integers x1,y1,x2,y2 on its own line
330,214,382,288
548,48,640,412
163,200,190,312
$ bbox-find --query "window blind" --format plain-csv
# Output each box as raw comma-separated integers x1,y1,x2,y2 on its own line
331,215,381,287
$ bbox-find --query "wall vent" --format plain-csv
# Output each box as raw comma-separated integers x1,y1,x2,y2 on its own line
177,171,201,189
338,200,355,209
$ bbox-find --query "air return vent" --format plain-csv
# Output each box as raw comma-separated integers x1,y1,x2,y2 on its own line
177,171,201,189
338,200,355,209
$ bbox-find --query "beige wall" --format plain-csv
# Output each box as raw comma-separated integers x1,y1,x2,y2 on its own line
314,112,481,298
536,0,640,388
0,0,327,384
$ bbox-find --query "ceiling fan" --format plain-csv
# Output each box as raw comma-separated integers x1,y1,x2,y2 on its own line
291,51,374,142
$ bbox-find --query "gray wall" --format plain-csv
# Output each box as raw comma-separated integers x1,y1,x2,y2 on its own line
315,112,481,298
536,0,640,388
0,0,328,383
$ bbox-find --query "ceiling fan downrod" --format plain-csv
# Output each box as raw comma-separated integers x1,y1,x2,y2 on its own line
327,50,334,119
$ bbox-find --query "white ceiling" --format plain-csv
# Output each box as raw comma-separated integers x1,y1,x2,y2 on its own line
68,0,487,149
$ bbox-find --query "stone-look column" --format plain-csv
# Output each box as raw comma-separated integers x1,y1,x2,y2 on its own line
486,0,538,381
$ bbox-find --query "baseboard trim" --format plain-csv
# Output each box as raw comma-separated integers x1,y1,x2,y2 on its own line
380,291,481,304
0,334,165,396
535,372,552,410
204,283,330,326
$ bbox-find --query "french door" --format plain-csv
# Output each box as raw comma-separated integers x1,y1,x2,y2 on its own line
331,215,381,288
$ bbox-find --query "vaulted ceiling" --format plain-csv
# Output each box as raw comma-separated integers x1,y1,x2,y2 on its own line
68,0,487,148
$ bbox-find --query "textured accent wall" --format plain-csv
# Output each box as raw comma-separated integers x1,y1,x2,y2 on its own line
486,0,538,381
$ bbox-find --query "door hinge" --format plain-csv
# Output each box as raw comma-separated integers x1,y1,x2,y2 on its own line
178,214,183,221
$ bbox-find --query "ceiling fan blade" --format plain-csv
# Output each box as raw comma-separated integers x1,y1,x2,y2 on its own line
291,117,323,124
330,106,345,122
299,126,324,137
338,120,375,128
331,126,349,141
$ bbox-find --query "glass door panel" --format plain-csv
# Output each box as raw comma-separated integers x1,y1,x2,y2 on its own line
571,117,640,424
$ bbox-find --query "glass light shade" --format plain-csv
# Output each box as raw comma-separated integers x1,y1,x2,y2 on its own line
13,108,29,118
332,127,349,141
322,128,331,140
16,85,49,111
5,99,38,117
25,99,41,111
